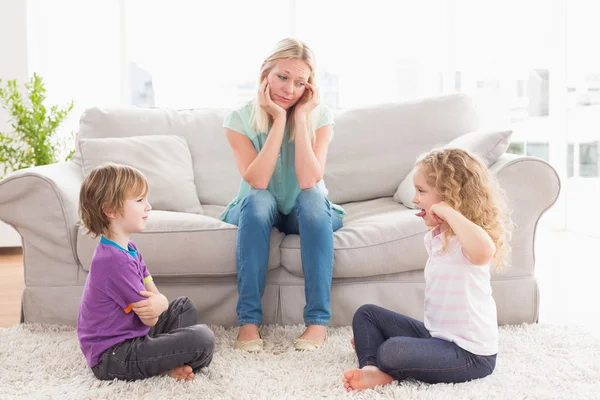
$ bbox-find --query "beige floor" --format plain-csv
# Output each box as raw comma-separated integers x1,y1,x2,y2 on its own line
0,225,598,334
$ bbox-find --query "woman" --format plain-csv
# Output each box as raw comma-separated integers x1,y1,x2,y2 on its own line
221,38,345,352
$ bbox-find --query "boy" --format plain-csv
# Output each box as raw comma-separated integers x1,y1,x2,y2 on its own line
77,163,214,381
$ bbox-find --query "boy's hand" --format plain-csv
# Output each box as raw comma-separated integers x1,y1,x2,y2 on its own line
131,291,168,319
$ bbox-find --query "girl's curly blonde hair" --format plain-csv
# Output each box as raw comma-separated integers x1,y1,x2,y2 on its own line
416,148,513,268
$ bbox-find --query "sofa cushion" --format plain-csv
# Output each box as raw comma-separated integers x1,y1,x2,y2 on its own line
78,135,203,214
75,107,240,207
393,128,513,208
76,209,284,277
75,94,482,207
280,197,430,278
324,94,481,204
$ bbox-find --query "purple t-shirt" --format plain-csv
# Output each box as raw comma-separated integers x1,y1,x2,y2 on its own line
77,237,152,367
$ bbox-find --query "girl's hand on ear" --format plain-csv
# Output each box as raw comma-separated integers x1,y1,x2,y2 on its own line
429,201,454,225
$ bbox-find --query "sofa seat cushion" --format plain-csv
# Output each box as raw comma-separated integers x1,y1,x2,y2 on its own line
281,198,430,278
76,209,284,277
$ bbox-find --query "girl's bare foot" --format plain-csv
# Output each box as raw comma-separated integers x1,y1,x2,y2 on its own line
341,366,394,391
238,323,260,341
166,365,194,381
298,324,326,344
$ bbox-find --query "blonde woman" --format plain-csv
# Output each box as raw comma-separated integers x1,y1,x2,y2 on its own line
343,148,511,390
221,38,345,352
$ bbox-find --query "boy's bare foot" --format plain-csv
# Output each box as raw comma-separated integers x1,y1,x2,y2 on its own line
342,366,394,391
238,323,260,341
166,365,194,381
298,324,327,344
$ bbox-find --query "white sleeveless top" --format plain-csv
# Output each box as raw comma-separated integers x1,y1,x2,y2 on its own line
423,226,498,356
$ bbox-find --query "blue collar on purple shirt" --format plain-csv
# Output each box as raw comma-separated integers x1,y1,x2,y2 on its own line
100,236,138,258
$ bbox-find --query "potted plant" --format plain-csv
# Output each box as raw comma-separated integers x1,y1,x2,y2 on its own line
0,73,74,179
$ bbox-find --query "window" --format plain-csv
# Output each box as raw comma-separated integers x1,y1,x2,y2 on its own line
516,80,525,97
23,0,598,234
526,142,550,162
508,142,525,155
125,0,290,109
567,143,574,178
579,141,599,177
27,0,121,158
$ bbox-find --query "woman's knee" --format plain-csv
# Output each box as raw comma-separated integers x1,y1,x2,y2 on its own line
295,187,326,209
240,189,277,221
295,189,330,224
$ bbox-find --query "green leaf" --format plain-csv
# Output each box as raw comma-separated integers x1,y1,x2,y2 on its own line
0,73,75,179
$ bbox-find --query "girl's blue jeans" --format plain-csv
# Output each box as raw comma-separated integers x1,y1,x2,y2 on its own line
352,304,497,384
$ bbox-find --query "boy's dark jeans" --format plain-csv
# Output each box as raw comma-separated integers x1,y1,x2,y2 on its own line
92,296,214,381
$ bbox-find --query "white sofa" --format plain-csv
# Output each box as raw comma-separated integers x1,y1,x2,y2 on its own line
0,94,560,327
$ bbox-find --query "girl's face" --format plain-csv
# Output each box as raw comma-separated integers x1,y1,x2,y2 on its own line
266,59,311,110
412,167,443,227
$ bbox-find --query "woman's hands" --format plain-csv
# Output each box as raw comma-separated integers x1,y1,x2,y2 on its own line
294,83,319,119
259,78,286,121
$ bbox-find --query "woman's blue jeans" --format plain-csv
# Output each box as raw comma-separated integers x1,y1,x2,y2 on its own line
225,188,343,326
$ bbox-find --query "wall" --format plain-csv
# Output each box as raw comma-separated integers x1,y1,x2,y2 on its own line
0,0,28,247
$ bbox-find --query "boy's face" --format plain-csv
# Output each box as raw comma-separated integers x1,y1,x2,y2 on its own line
112,193,152,235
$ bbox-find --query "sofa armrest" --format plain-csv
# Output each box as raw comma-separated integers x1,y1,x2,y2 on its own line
0,162,83,286
490,153,561,276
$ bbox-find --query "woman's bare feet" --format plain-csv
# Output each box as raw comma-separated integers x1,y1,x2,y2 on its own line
166,365,194,381
238,323,260,341
298,324,327,344
342,366,394,391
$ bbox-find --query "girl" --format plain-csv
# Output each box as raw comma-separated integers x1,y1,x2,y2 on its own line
343,148,511,390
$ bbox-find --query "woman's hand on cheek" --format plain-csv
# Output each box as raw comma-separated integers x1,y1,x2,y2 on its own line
294,83,319,119
259,78,286,120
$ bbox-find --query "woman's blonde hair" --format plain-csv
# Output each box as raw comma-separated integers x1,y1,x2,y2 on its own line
416,148,513,268
79,163,148,238
251,38,317,143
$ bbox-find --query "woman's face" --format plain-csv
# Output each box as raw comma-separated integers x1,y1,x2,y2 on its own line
266,58,311,110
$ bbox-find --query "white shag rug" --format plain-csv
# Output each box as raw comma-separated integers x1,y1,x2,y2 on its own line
1,323,599,400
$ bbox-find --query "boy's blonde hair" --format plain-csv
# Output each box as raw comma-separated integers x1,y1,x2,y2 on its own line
416,148,513,268
251,38,317,143
79,163,148,238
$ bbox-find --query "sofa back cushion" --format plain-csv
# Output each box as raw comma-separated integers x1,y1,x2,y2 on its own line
325,93,481,204
74,94,481,206
75,107,240,206
393,128,513,208
78,135,203,214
